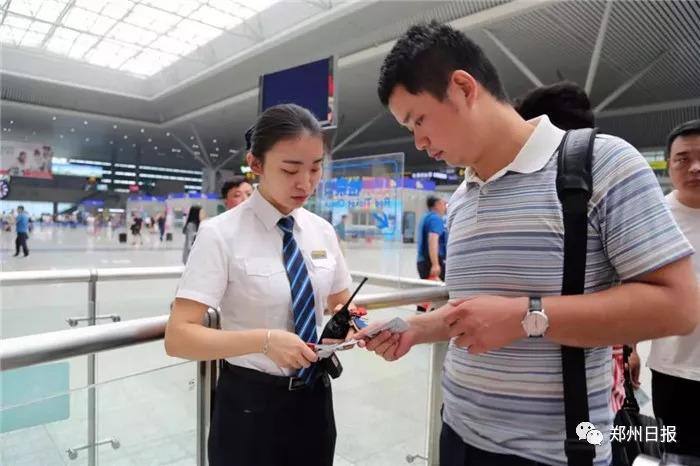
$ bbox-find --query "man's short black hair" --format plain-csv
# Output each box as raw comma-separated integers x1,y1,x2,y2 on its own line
427,196,441,209
515,81,594,130
377,21,507,106
220,176,250,199
666,119,700,160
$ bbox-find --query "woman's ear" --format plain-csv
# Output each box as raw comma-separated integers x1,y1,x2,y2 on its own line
246,152,263,176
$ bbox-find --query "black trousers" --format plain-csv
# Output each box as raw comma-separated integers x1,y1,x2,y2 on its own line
15,232,28,256
651,369,700,458
208,363,336,466
440,422,550,466
416,258,445,312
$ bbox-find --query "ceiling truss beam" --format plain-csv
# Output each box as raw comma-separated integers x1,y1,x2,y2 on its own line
585,0,613,95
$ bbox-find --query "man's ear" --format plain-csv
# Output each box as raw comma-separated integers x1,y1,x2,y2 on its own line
246,152,263,176
450,70,478,107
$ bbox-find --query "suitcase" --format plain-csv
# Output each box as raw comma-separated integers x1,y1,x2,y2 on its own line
165,232,173,241
119,232,127,243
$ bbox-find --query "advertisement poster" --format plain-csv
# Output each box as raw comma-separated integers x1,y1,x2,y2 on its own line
0,141,54,179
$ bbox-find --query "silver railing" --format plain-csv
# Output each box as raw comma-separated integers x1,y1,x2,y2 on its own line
0,267,448,466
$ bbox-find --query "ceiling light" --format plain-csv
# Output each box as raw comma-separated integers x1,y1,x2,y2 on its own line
165,132,171,136
147,138,152,142
85,137,90,142
140,128,144,133
154,146,158,150
109,140,114,144
132,143,136,147
32,131,36,135
70,128,75,132
215,147,219,151
9,120,14,124
52,116,57,121
113,124,118,129
213,139,217,143
59,134,64,138
190,136,194,140
123,135,128,139
83,120,88,125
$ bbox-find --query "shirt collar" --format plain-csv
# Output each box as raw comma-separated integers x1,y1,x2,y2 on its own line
464,115,565,184
248,188,303,232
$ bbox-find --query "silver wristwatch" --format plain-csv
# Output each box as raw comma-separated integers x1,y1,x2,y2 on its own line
521,296,549,338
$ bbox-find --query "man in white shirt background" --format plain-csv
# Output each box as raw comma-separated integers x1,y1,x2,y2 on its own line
646,119,700,459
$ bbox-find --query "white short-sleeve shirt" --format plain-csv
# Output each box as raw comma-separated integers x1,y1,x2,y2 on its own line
176,189,352,376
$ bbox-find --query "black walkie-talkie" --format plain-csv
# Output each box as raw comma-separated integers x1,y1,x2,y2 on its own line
319,277,368,379
320,277,368,340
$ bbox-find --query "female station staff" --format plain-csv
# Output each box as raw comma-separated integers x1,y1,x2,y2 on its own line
165,103,354,466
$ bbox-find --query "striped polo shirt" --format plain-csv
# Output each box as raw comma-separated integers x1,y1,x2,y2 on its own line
442,115,694,466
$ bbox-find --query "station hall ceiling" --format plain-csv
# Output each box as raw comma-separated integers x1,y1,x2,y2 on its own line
2,0,699,172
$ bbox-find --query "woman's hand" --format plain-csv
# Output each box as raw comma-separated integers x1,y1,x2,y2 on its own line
320,303,357,347
264,330,318,369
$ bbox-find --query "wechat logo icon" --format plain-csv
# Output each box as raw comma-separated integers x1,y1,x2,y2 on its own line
576,422,604,446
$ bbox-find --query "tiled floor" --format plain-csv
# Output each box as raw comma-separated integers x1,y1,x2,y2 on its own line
1,225,655,465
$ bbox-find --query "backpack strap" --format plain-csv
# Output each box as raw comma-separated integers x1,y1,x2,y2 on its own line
556,128,598,466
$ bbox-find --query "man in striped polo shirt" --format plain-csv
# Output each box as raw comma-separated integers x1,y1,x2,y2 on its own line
358,22,699,466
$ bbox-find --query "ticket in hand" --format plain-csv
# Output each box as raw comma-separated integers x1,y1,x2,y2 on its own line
314,340,358,359
363,317,409,338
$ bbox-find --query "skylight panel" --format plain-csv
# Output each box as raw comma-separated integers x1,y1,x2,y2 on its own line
62,8,117,35
190,5,240,30
85,39,141,68
0,25,24,46
109,22,158,45
4,14,33,31
20,30,45,47
120,49,178,76
75,0,133,19
28,21,51,35
171,19,221,47
8,0,44,17
150,35,196,57
36,0,68,22
144,0,201,17
126,5,180,34
68,34,99,59
45,27,79,54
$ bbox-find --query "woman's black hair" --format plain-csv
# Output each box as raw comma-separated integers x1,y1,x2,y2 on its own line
245,103,322,163
183,205,202,233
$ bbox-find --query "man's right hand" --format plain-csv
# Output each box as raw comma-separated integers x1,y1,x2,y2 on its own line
355,321,417,362
430,263,441,279
264,330,318,369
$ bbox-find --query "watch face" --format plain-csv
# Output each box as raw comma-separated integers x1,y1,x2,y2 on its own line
525,311,548,336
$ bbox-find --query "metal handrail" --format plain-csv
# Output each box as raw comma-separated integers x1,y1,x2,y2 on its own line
0,288,449,372
0,266,444,288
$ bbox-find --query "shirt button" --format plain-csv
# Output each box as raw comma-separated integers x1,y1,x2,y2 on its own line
481,186,489,195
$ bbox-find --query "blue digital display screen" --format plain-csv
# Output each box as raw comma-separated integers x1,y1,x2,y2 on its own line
260,58,332,124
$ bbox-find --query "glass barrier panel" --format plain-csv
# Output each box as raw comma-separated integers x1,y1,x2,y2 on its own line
0,361,195,466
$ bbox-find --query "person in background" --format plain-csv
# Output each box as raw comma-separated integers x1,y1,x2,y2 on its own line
130,212,143,246
157,211,166,242
13,205,29,257
644,119,700,459
516,80,640,413
417,196,447,280
166,104,355,466
221,176,254,211
515,81,594,130
182,205,205,264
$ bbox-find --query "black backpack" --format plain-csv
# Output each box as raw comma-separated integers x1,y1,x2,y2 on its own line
557,129,664,466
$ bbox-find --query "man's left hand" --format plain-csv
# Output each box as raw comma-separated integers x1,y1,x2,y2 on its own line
443,296,528,354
